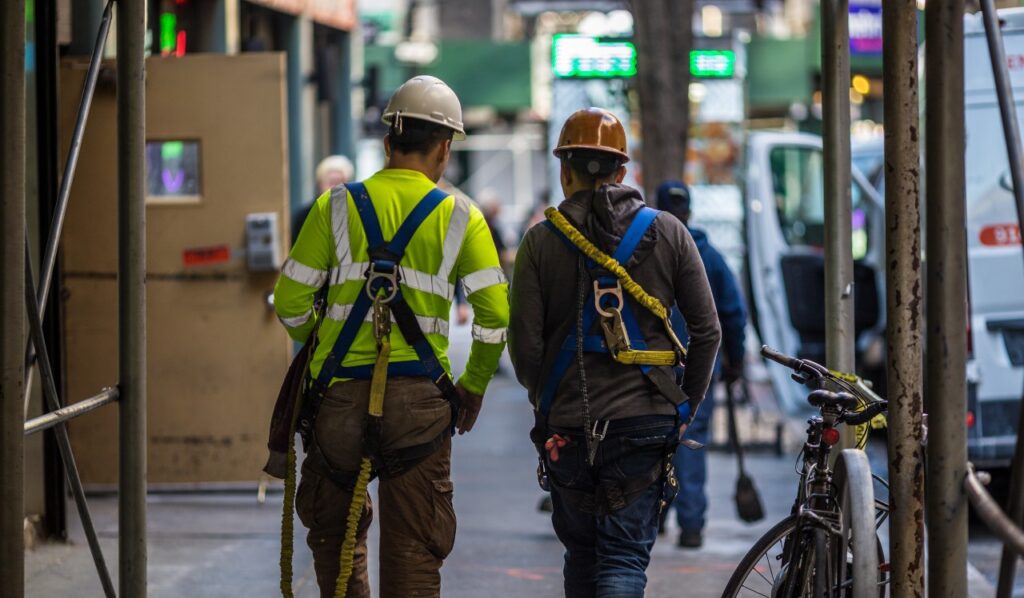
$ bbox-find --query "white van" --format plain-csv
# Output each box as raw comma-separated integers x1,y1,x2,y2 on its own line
743,132,887,416
959,9,1024,468
745,9,1024,469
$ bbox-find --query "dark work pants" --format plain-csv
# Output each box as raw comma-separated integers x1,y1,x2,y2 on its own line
547,415,676,598
295,377,455,598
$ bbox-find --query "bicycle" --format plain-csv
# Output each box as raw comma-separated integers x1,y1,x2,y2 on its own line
722,346,891,598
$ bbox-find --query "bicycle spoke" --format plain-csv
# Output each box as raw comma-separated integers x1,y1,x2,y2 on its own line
739,583,771,598
753,563,772,586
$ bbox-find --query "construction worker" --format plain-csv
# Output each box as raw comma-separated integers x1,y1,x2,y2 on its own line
273,75,509,598
508,108,721,596
656,180,747,549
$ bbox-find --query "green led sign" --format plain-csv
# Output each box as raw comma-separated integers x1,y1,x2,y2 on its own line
552,34,636,79
690,50,735,78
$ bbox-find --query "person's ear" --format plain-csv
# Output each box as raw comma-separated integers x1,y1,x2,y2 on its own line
560,160,573,186
383,134,392,159
614,164,627,183
439,138,452,164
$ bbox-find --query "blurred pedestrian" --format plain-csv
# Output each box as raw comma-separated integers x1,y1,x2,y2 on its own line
478,190,514,278
656,180,747,549
291,155,354,245
509,109,720,597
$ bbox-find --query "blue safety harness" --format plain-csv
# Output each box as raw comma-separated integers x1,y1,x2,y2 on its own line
538,206,660,418
298,182,460,486
532,207,684,515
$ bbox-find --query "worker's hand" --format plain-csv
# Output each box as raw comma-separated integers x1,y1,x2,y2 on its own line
677,422,689,440
455,384,483,435
456,304,470,326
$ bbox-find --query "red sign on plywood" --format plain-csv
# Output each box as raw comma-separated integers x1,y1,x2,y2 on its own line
980,224,1022,246
183,245,232,266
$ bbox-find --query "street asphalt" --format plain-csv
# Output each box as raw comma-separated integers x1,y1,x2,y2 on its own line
22,320,1021,596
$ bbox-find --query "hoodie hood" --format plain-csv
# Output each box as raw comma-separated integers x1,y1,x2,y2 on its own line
560,183,658,266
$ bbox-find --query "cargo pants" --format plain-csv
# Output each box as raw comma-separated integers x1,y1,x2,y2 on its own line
295,377,456,598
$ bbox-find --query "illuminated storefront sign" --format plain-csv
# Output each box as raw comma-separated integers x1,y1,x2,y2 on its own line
849,0,882,55
552,34,637,78
690,50,735,78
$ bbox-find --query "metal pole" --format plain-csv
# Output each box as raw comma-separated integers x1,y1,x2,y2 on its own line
1,0,27,594
23,0,114,414
925,1,969,595
977,0,1024,594
117,0,148,595
821,0,856,402
882,2,925,596
24,388,119,436
966,466,1024,558
24,249,117,598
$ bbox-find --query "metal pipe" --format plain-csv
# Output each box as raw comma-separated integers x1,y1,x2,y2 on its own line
24,387,119,436
118,0,148,594
978,1,1024,594
24,250,117,598
820,0,856,443
882,2,925,596
966,465,1024,557
925,1,969,595
23,0,114,415
0,0,27,593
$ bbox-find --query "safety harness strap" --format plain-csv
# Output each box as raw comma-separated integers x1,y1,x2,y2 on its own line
538,207,660,417
301,181,458,479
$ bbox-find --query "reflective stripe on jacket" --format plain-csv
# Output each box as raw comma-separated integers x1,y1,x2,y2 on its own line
273,168,510,395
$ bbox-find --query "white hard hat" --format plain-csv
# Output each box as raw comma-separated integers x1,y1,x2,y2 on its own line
382,76,466,140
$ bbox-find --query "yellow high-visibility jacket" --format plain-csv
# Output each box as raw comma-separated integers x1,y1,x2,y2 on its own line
273,168,510,395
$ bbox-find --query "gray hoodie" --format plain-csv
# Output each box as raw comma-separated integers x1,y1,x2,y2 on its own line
508,184,722,428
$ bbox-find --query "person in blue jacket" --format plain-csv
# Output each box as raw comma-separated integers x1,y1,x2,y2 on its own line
656,181,747,549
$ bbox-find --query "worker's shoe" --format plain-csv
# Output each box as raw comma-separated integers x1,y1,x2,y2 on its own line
678,529,703,549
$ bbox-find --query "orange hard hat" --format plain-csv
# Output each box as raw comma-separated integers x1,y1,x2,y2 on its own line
552,108,629,163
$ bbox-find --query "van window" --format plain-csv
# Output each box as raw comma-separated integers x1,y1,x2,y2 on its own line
769,146,871,259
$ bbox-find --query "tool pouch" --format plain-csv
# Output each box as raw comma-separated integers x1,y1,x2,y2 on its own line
262,339,317,479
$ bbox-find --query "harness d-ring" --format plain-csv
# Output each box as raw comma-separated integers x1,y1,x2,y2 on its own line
365,261,399,304
593,280,624,318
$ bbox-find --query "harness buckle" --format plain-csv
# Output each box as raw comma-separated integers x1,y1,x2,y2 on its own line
594,280,631,355
365,260,400,303
372,297,392,344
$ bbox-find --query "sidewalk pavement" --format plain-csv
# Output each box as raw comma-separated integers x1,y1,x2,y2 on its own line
23,321,1009,596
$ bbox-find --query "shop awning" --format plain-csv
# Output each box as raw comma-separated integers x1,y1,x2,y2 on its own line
244,0,356,31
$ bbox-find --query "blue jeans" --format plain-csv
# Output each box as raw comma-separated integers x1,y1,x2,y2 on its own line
547,415,676,598
672,390,713,532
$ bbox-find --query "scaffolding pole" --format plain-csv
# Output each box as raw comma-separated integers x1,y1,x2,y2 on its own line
117,0,148,595
882,2,926,596
821,0,856,407
925,1,969,595
1,0,27,595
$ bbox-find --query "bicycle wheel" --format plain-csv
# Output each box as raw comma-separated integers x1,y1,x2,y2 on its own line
832,449,881,597
722,515,815,597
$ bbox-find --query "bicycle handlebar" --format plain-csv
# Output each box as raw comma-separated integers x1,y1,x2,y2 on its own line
844,400,888,426
760,345,804,371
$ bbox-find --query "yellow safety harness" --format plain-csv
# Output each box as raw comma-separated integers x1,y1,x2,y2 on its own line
544,207,687,365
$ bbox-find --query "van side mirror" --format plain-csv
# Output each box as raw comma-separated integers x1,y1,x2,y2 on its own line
1001,171,1014,193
